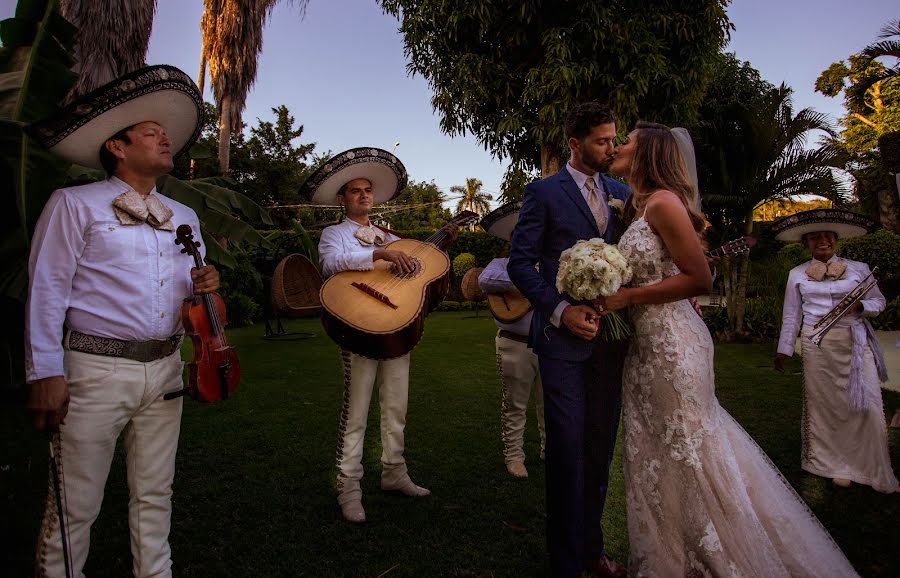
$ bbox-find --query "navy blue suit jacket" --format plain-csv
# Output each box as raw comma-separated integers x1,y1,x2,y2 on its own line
508,167,631,362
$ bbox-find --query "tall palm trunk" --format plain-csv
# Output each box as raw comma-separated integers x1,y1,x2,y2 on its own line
218,95,232,176
726,210,755,335
191,52,208,179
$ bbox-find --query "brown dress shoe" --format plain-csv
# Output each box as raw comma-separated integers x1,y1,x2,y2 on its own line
832,478,852,488
584,555,627,578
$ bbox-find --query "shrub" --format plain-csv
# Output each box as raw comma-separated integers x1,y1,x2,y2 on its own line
703,306,729,339
222,292,262,328
872,297,900,331
775,242,809,269
219,250,265,326
839,230,900,300
453,253,477,277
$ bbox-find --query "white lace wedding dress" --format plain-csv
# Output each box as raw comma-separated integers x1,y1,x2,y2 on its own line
617,216,860,578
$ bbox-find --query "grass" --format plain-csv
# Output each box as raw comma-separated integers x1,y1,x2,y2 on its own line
1,311,898,577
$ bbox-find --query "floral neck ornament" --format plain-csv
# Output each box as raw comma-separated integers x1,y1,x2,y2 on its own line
354,224,387,246
806,259,847,282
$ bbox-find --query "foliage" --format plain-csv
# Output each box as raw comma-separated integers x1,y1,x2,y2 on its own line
452,252,477,277
218,252,264,327
839,229,900,299
776,242,810,270
434,300,482,312
381,179,452,230
871,296,900,330
879,130,900,172
379,0,732,173
499,161,540,205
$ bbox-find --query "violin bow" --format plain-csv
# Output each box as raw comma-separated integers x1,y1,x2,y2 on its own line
48,434,74,578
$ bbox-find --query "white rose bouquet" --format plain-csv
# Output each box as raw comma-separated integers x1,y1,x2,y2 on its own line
556,238,633,340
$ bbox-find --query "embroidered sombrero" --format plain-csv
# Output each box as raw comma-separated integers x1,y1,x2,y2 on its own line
299,147,407,205
771,208,876,241
29,65,203,170
480,201,522,242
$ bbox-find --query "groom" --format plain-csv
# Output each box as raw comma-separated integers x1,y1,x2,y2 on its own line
508,102,630,578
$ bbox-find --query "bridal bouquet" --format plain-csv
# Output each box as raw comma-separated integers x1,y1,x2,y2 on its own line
556,238,633,341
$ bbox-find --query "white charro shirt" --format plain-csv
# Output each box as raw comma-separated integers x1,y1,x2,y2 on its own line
777,256,885,356
318,218,399,278
478,257,533,336
25,177,202,381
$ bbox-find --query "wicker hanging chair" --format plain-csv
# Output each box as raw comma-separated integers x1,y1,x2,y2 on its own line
271,254,323,318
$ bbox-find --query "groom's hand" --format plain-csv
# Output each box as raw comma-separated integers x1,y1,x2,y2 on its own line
561,304,600,340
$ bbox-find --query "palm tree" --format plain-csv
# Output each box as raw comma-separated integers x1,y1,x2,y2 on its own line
850,19,900,106
199,0,308,176
59,0,157,98
696,84,846,334
450,177,492,227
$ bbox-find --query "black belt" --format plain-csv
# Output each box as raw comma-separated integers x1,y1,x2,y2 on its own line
65,329,182,363
498,329,529,344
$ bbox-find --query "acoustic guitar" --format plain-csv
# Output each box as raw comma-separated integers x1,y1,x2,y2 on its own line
319,211,478,359
486,290,531,323
706,236,757,258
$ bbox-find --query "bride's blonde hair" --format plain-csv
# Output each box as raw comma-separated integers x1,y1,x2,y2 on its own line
628,122,706,235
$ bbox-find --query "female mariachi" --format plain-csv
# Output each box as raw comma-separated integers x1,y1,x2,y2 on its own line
773,209,899,493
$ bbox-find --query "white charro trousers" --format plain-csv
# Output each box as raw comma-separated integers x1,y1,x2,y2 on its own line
37,350,184,578
496,333,545,464
335,350,411,504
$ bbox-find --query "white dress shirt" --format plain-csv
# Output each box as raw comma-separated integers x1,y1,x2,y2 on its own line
478,257,533,336
777,256,885,356
318,218,399,278
25,177,202,381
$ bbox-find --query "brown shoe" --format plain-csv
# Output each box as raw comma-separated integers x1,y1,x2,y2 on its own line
585,556,626,578
832,478,852,488
506,461,528,478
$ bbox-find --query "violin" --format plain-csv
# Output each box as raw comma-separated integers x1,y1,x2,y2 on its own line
165,224,240,402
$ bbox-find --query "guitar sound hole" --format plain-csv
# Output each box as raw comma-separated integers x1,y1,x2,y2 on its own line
393,257,423,279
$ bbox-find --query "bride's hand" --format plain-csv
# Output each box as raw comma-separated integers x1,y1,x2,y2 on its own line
595,288,632,313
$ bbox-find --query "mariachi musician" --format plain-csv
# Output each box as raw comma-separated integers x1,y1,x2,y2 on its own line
773,209,898,493
300,148,457,524
478,202,546,478
25,66,218,577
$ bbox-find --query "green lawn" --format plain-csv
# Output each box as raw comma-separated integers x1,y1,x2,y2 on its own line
2,311,898,577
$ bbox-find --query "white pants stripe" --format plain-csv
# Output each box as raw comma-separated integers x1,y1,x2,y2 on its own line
36,350,184,578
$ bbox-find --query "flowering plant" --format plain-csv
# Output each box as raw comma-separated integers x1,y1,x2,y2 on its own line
608,195,626,217
556,238,633,340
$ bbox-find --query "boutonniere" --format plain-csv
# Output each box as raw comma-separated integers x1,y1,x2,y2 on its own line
806,260,847,281
608,195,625,217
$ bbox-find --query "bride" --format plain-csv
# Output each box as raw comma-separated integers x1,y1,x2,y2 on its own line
597,122,860,577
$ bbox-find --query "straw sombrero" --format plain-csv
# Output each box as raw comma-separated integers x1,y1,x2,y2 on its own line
771,209,876,241
480,201,522,242
299,147,407,205
30,65,203,170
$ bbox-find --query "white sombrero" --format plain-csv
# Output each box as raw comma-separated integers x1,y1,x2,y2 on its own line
30,65,203,170
299,147,407,205
480,201,521,242
771,208,876,241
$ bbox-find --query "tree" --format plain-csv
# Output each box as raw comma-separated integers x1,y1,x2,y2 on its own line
379,0,731,176
59,0,156,97
498,162,540,205
380,180,451,230
695,67,845,335
199,0,309,176
815,20,900,232
451,177,492,219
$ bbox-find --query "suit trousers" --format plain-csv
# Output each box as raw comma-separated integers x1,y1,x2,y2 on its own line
539,341,627,578
496,333,545,464
335,350,411,504
37,350,184,578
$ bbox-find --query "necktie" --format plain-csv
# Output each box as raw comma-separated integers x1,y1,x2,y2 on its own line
112,189,175,231
585,177,606,234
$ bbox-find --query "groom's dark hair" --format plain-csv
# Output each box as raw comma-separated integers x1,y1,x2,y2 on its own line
565,102,617,141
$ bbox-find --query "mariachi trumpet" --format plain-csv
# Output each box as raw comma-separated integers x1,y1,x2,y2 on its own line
808,267,879,348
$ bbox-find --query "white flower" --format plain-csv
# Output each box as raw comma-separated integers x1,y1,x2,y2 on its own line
556,238,632,300
608,195,625,214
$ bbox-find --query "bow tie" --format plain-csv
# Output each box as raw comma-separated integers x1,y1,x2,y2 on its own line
806,260,847,281
112,189,175,231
